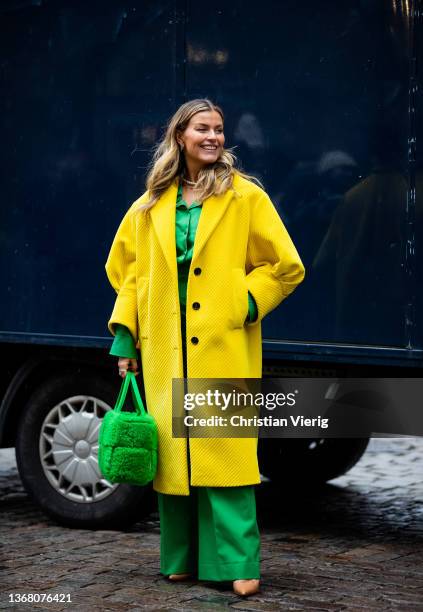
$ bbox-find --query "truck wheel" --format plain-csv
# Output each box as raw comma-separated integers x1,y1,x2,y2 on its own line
258,437,370,485
15,371,155,528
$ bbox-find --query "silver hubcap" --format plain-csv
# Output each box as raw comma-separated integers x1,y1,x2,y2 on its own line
39,395,118,502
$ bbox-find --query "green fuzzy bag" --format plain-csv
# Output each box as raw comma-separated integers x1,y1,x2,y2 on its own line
98,371,158,486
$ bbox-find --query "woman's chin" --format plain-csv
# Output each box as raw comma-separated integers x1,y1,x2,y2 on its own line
197,153,219,163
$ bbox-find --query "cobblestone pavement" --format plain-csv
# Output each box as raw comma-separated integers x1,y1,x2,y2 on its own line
1,438,423,611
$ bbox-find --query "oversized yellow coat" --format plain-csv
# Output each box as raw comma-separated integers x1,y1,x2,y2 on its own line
105,173,305,495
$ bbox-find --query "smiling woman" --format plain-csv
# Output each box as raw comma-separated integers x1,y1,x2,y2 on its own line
105,98,305,596
176,111,225,206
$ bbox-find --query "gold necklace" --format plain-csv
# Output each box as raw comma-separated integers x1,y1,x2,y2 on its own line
182,177,196,186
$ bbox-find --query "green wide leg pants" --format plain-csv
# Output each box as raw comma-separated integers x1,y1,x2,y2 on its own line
157,485,260,580
157,302,261,581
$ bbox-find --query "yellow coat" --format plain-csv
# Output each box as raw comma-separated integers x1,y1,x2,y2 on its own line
105,173,305,495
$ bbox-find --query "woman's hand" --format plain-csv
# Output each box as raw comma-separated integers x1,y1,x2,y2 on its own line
118,357,139,378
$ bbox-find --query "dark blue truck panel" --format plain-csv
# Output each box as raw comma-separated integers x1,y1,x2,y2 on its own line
0,0,421,367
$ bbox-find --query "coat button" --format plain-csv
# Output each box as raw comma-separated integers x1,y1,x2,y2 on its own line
192,302,200,310
194,267,202,275
191,336,199,344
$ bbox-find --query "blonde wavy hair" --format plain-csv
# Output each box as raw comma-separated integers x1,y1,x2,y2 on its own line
136,98,263,213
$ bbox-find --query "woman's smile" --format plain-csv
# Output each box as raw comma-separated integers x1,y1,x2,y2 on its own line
198,143,220,157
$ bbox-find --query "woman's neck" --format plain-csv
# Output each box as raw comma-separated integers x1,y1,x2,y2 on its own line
182,160,204,183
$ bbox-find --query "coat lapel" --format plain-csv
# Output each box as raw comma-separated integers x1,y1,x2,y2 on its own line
149,179,178,279
150,177,237,276
192,182,236,263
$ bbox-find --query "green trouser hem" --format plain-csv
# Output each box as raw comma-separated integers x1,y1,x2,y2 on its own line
160,539,260,580
160,559,260,581
198,560,260,582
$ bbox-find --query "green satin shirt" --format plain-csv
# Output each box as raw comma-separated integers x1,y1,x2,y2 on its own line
110,179,257,358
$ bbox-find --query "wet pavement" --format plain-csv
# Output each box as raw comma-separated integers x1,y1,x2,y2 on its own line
1,438,423,611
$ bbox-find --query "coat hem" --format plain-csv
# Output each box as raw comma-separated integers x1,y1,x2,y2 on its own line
153,479,261,496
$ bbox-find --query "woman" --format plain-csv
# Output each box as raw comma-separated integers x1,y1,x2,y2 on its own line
105,99,305,596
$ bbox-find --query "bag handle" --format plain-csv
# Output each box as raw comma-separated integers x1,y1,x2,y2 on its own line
114,371,146,416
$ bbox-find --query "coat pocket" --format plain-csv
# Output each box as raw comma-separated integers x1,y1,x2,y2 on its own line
230,268,249,329
137,276,150,339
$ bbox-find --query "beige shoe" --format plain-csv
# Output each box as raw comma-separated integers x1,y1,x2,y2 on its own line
168,573,192,581
233,579,260,596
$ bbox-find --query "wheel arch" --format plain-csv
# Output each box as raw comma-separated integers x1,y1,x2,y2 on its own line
0,354,113,448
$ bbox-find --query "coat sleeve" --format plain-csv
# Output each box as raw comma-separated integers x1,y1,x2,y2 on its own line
245,190,305,326
105,204,139,342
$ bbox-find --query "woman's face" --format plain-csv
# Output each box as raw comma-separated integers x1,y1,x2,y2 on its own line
177,110,225,168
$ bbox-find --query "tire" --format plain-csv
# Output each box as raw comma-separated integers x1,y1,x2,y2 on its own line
258,437,370,485
15,371,155,529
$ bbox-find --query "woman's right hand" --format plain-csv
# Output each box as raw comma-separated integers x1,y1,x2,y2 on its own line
118,358,139,378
